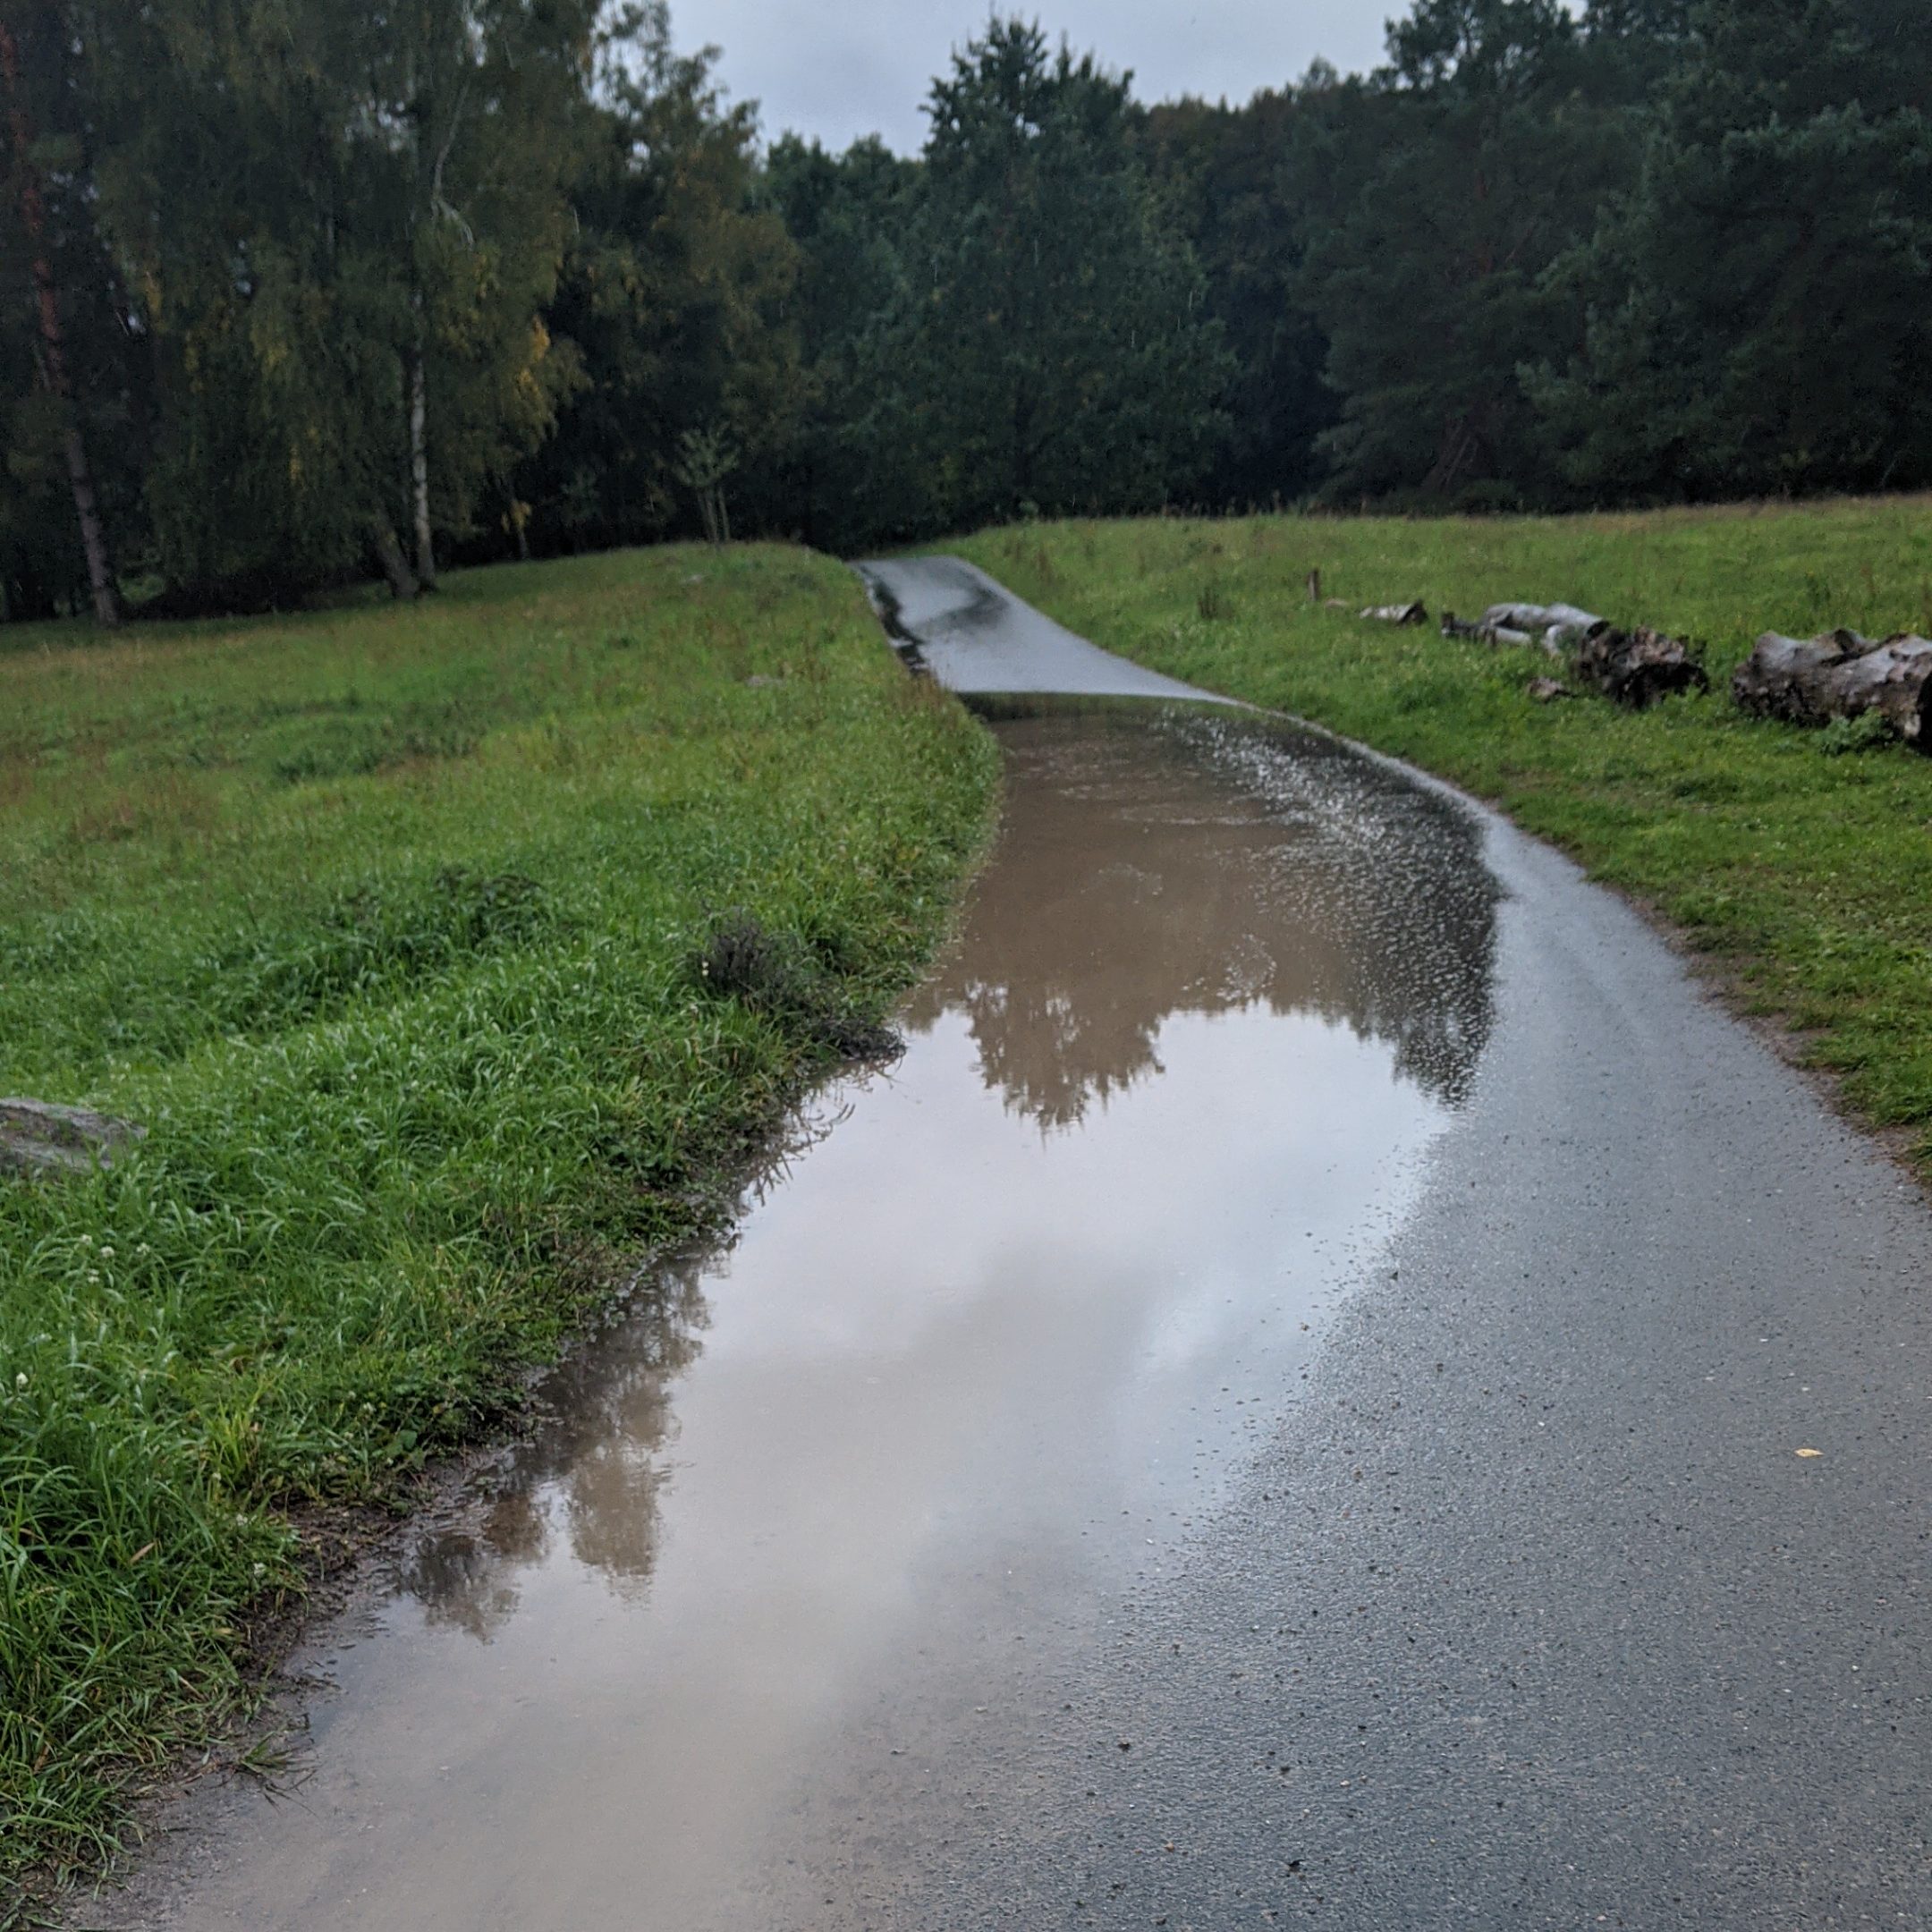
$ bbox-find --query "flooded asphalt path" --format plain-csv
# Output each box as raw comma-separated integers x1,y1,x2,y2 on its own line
81,564,1932,1929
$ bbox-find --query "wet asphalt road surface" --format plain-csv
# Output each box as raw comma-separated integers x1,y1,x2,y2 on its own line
858,555,1233,704
73,561,1932,1930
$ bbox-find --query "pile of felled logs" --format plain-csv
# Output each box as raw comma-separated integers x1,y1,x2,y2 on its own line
1731,628,1932,747
1351,578,1932,746
1438,602,1709,709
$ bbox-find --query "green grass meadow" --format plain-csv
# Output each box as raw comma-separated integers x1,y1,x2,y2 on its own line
0,546,996,1900
956,497,1932,1163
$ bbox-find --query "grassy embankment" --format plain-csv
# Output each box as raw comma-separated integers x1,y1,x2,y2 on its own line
957,498,1932,1166
0,546,996,1904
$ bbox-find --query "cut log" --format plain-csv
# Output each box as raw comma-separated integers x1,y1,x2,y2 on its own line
1453,598,1706,705
1479,602,1611,657
1441,611,1535,648
1572,624,1709,709
1729,629,1866,724
1360,601,1428,626
1733,629,1932,745
1484,601,1606,635
1826,635,1932,744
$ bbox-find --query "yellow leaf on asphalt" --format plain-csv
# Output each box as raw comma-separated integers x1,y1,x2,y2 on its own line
1795,1447,1824,1459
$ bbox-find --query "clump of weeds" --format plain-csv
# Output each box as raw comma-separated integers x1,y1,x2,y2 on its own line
1818,711,1895,756
692,911,902,1062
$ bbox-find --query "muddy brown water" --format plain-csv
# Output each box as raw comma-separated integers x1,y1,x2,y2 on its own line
80,700,1497,1928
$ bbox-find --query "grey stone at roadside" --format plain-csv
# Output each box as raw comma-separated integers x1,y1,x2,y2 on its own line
0,1097,146,1179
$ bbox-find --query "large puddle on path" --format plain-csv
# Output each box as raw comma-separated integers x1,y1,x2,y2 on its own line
111,703,1498,1930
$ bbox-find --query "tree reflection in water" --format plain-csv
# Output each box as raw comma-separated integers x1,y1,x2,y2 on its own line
389,706,1497,1632
905,703,1498,1131
392,1110,852,1639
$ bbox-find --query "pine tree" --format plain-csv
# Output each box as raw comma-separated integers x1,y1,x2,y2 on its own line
1298,0,1629,504
1140,86,1336,511
763,133,923,551
902,18,1232,530
1530,0,1932,500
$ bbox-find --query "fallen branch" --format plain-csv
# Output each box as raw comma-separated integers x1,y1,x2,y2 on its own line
1360,601,1428,626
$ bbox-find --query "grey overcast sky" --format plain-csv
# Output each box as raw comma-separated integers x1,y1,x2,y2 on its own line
674,4,1402,155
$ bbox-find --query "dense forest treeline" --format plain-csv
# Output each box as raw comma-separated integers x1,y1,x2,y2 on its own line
2,0,1928,620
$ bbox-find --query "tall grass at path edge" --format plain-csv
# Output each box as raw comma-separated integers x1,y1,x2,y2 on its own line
0,543,998,1910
